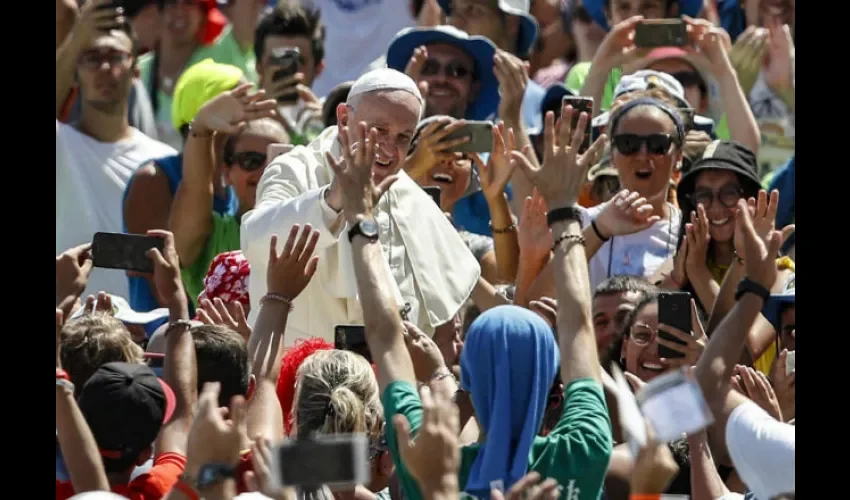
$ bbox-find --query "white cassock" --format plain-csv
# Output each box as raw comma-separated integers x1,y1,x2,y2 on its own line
241,126,481,346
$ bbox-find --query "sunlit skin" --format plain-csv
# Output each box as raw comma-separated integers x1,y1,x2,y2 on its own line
226,131,287,215
593,291,643,359
419,43,479,118
622,302,667,382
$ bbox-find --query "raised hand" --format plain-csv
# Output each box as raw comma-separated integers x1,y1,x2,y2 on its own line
192,83,278,135
762,17,795,95
771,349,795,422
402,321,448,383
404,46,428,82
494,51,529,122
197,298,253,342
75,0,125,43
735,198,783,290
682,15,734,76
731,365,783,421
529,297,558,329
326,122,399,223
186,382,248,467
392,385,460,488
517,190,553,262
657,298,707,369
727,25,769,94
266,224,320,301
82,291,114,316
734,190,795,255
593,16,646,69
473,122,516,202
594,189,661,240
491,472,561,500
684,205,711,279
244,436,295,500
406,118,469,179
510,103,606,210
145,230,185,309
56,243,94,305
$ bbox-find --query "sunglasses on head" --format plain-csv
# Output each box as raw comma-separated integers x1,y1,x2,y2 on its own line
612,133,676,156
230,151,267,172
420,60,472,79
688,185,743,209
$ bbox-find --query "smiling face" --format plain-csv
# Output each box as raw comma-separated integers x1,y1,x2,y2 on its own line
611,105,682,205
162,0,205,47
337,90,422,185
622,301,667,382
415,154,472,212
225,121,289,213
593,290,643,360
691,170,743,244
77,31,136,115
420,43,478,119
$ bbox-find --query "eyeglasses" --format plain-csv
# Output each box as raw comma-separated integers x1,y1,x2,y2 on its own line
612,133,676,156
629,324,659,346
79,51,131,69
369,433,388,461
688,185,743,209
420,60,473,80
230,152,267,172
670,71,707,92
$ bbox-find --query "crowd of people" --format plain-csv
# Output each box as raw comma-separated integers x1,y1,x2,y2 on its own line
55,0,795,499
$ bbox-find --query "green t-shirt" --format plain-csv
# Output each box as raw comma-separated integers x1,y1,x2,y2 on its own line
181,212,241,306
138,26,258,149
564,62,732,140
383,378,613,500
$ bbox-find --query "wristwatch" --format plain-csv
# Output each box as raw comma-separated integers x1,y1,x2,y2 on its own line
197,463,236,489
348,218,379,243
734,277,771,302
546,205,583,227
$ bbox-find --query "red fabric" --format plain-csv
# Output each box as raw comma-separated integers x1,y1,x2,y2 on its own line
198,251,251,307
199,1,227,45
235,449,253,493
276,338,334,435
56,452,187,500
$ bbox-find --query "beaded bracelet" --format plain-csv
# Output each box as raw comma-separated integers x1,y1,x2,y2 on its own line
552,233,586,251
427,368,455,385
489,222,517,234
261,293,294,308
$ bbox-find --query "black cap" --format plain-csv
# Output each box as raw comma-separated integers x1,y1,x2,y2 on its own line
677,140,762,205
78,362,176,459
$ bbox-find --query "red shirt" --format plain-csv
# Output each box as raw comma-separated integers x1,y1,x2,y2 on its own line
56,452,187,500
235,449,253,494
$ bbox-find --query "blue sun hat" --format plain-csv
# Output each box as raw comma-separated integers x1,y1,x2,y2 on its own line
387,26,500,121
527,84,575,136
583,0,706,31
762,273,795,329
437,0,539,57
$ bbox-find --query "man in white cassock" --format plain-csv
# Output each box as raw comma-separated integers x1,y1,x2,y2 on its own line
241,68,481,345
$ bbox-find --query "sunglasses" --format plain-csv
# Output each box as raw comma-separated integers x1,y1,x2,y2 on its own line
79,51,131,69
420,60,473,79
670,71,706,91
688,185,743,209
230,152,267,172
612,133,676,156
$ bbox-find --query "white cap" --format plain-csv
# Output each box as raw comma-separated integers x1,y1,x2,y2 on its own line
70,294,169,325
70,492,129,500
347,67,424,110
725,401,795,500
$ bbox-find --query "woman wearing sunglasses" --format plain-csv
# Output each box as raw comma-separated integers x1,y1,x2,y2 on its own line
579,96,685,291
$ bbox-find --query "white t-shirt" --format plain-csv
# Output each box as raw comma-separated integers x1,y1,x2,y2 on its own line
580,202,681,291
56,120,177,299
303,0,415,97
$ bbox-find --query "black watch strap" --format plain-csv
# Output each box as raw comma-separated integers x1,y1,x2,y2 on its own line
347,220,379,243
734,277,771,302
547,206,582,227
196,463,236,489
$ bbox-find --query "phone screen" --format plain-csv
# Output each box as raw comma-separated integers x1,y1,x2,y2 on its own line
274,435,369,488
91,232,165,273
443,121,494,153
562,96,594,153
657,292,691,359
634,19,687,48
335,325,372,363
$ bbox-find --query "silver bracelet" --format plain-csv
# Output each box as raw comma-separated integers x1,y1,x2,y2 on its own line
427,367,455,385
56,378,75,392
260,293,294,309
166,319,194,334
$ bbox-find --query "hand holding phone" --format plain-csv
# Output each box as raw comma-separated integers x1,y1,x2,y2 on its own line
91,232,165,274
442,121,494,153
270,434,370,489
562,96,594,153
270,47,304,104
657,292,692,360
634,19,687,48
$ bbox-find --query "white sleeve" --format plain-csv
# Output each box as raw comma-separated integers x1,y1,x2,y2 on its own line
725,401,795,500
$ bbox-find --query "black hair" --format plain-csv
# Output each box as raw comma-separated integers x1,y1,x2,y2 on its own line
606,290,659,369
594,275,659,299
191,325,251,407
254,4,325,67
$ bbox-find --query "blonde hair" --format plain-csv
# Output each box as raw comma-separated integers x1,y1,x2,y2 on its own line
294,350,382,438
60,313,145,394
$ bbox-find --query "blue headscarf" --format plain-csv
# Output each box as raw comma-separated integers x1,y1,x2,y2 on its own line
460,305,560,497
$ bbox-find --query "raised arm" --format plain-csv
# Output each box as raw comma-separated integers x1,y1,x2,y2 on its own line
246,225,320,442
170,84,277,266
511,104,607,385
327,122,417,391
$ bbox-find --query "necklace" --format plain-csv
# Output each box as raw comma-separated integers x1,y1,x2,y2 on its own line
606,202,678,279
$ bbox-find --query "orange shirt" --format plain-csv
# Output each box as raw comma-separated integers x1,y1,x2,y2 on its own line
56,452,186,500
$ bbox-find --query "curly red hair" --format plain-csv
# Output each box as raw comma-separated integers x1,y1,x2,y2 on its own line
276,337,334,435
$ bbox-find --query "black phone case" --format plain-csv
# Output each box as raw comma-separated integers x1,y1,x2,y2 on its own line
91,232,164,273
657,292,691,359
562,96,594,152
335,325,372,362
634,21,688,48
423,186,441,207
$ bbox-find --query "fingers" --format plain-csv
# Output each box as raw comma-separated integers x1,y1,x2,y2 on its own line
510,150,537,178
429,119,467,143
339,126,354,167
299,228,320,263
657,323,695,344
569,112,589,154
375,174,400,198
392,414,414,454
542,111,557,159
229,394,249,437
282,224,300,260
196,307,216,326
557,104,575,147
325,152,344,177
268,234,279,266
404,45,428,78
623,371,646,391
780,224,795,246
508,472,542,497
198,382,222,415
95,291,113,313
84,295,96,315
213,297,235,323
689,298,706,339
582,133,608,167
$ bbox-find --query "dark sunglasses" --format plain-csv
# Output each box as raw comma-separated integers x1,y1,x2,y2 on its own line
79,51,131,69
230,152,267,172
670,71,707,91
612,133,676,156
688,185,743,209
420,59,472,79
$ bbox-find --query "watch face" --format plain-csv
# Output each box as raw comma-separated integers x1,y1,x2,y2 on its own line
360,218,379,237
198,464,230,488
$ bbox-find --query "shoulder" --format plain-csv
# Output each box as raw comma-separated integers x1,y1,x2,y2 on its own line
564,61,592,91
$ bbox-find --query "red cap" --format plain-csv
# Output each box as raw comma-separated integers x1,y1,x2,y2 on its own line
199,0,227,46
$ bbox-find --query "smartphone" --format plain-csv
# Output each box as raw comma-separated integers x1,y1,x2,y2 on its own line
91,232,165,273
335,325,372,363
634,19,687,48
270,434,370,489
785,350,795,375
423,186,441,207
657,291,692,359
443,121,494,153
270,47,303,103
679,108,695,131
562,96,594,153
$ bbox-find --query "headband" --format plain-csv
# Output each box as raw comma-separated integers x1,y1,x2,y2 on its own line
608,97,685,144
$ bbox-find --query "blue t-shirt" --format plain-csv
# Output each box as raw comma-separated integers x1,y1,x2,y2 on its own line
122,153,238,335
